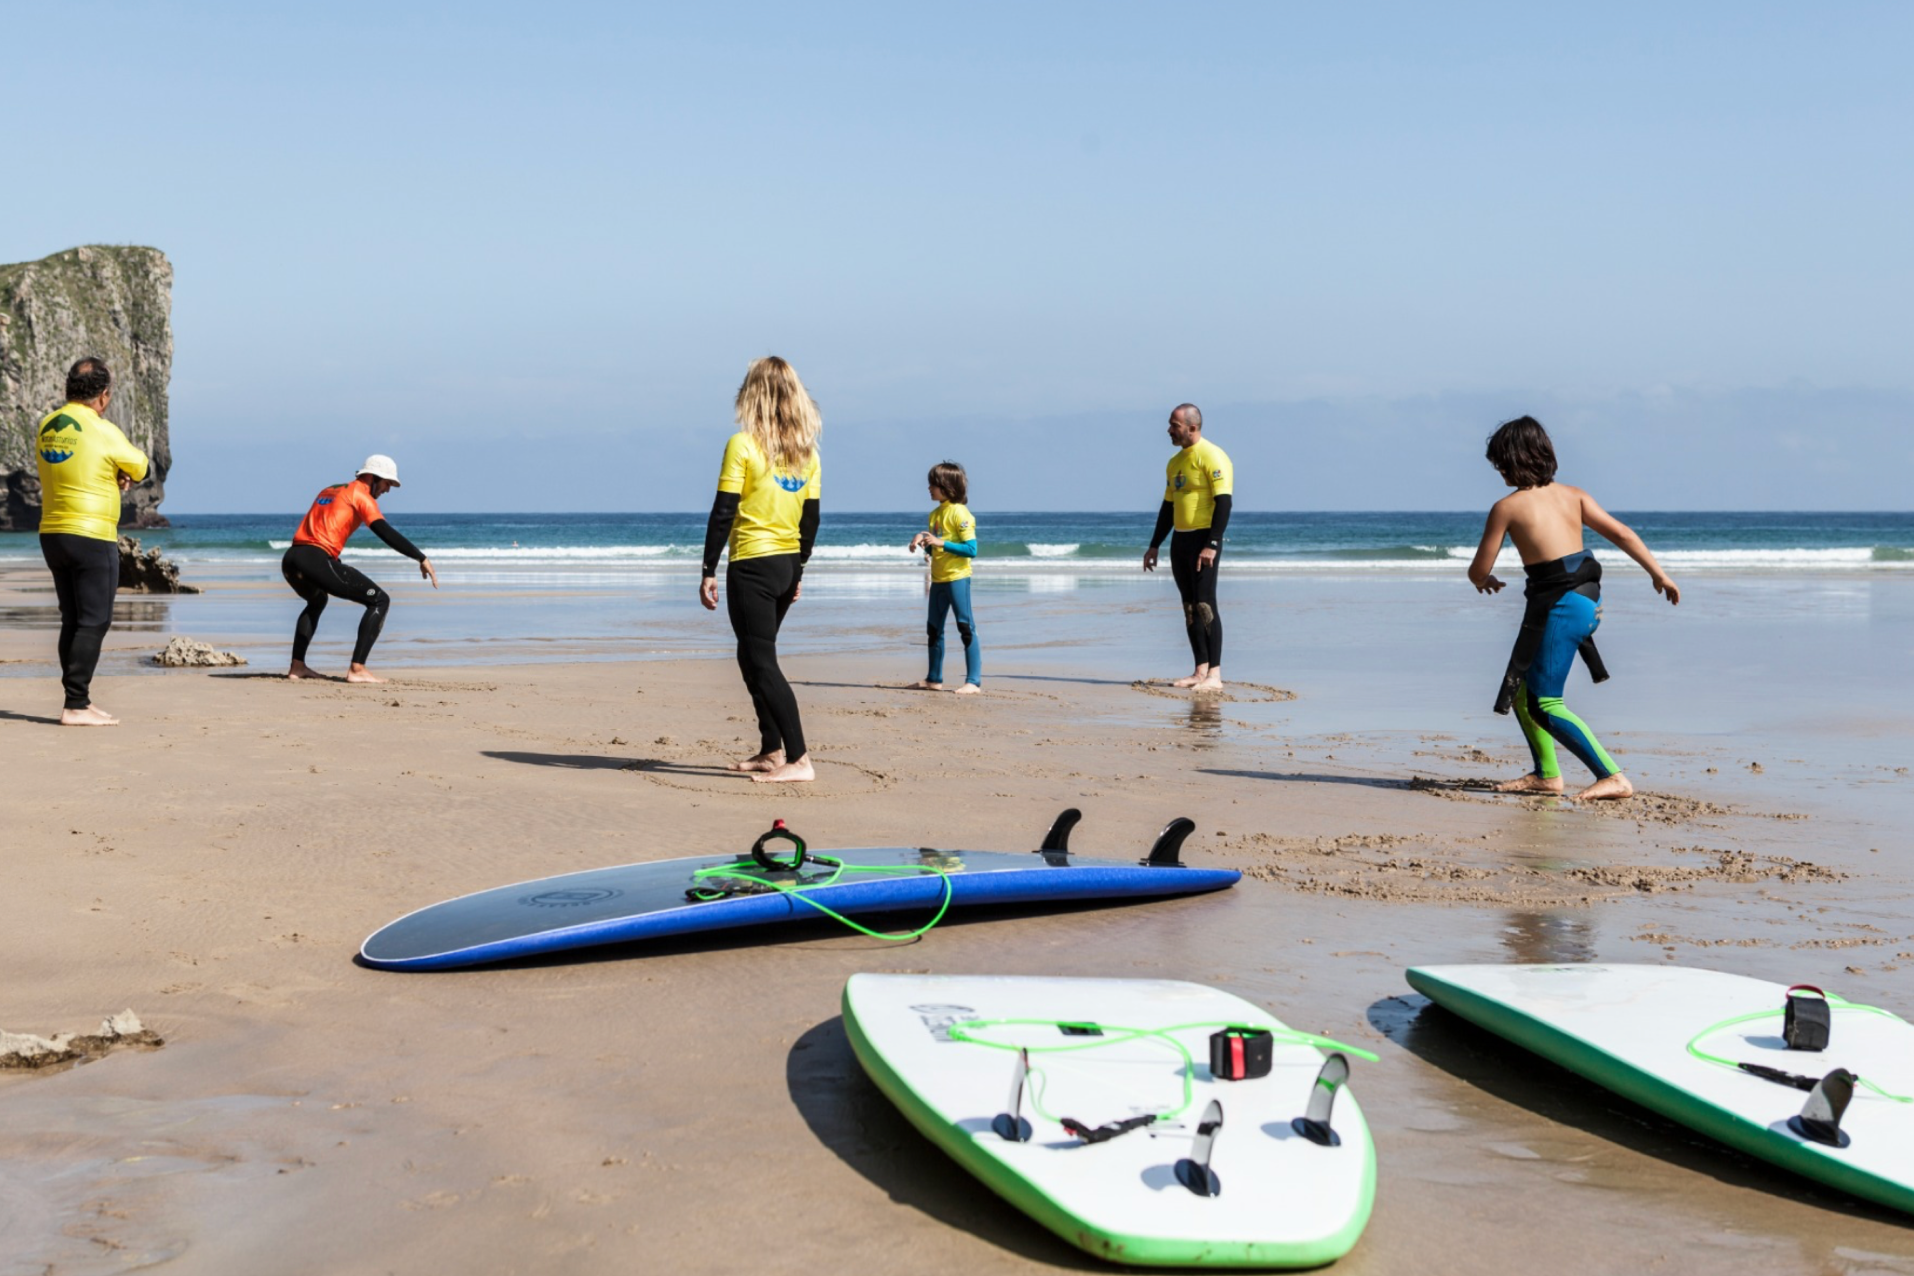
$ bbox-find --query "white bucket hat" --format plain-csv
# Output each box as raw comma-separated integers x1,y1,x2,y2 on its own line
357,454,401,486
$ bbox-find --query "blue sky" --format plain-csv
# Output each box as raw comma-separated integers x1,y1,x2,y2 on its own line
5,2,1909,512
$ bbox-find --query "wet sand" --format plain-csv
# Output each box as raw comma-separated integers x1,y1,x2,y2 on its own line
1,565,1911,1274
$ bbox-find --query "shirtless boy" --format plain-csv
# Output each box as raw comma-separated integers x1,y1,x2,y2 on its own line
1467,416,1679,801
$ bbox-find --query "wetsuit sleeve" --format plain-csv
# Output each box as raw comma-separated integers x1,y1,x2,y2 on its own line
1149,500,1174,549
703,491,740,577
796,498,820,573
369,519,426,562
941,538,977,558
1205,494,1232,549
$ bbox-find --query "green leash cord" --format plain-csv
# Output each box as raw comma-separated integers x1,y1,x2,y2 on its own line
688,857,955,942
947,1017,1380,1124
1685,993,1914,1103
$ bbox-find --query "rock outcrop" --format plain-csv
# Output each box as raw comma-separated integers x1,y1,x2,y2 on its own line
118,535,200,593
0,246,173,531
153,637,245,667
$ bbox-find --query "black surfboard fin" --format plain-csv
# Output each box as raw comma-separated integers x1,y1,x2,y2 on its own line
1788,1068,1856,1148
1142,817,1196,866
1291,1053,1350,1147
991,1048,1034,1142
1039,808,1082,853
1173,1099,1223,1196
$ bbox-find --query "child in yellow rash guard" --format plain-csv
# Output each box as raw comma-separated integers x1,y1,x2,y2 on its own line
908,461,981,692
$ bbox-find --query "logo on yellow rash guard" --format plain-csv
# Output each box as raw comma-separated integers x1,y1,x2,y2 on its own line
1174,473,1185,489
775,474,807,493
38,413,80,464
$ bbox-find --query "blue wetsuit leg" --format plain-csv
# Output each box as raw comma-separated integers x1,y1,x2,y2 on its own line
1517,588,1618,779
947,576,981,686
926,581,953,683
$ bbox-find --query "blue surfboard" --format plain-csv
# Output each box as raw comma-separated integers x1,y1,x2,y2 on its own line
360,811,1238,971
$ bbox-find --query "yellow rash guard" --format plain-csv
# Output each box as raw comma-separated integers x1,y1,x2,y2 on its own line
716,431,820,562
927,501,976,583
1164,437,1233,532
35,403,150,541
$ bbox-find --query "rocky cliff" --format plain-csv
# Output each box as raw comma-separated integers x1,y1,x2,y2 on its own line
0,246,173,531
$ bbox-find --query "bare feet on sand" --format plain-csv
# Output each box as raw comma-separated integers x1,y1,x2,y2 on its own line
345,664,387,684
752,755,815,784
1575,773,1635,801
1190,672,1224,694
60,705,119,726
953,683,983,695
1170,667,1209,688
287,660,321,680
1495,773,1565,795
728,750,785,773
908,680,945,691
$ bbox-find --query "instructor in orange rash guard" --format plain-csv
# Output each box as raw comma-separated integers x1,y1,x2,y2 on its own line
281,455,437,683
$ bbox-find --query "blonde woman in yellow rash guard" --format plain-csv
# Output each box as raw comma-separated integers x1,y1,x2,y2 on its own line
34,357,149,725
698,356,822,784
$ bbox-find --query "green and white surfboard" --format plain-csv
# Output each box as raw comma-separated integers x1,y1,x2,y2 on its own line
1407,963,1914,1216
843,973,1377,1268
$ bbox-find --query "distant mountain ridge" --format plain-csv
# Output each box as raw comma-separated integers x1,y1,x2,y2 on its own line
0,245,173,530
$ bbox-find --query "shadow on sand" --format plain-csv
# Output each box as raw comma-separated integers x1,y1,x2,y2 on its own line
785,1016,1108,1269
1367,992,1909,1226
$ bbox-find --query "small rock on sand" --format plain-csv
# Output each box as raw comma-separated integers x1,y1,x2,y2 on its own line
0,1010,163,1070
154,637,246,667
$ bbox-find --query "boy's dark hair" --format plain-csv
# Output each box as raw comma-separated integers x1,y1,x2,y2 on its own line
66,357,112,403
928,460,967,504
1485,415,1557,487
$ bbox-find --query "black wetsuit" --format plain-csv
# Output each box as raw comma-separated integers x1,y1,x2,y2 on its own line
704,492,820,760
39,532,120,710
281,519,424,666
1151,495,1232,668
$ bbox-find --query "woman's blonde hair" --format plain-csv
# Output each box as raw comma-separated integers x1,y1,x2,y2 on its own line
734,356,822,471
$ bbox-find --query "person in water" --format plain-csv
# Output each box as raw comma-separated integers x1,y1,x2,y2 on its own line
1142,403,1232,691
34,357,150,726
1468,415,1679,801
908,461,982,694
699,356,822,784
282,455,437,683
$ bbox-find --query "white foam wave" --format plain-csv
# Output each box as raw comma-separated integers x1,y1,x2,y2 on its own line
1025,542,1080,557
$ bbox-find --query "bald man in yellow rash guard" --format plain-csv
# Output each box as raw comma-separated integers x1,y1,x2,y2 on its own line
34,357,150,725
1141,403,1233,691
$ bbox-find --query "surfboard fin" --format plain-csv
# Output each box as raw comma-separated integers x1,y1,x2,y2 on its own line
1788,1068,1855,1149
1173,1100,1223,1196
1142,817,1196,867
1291,1053,1350,1147
991,1048,1034,1143
1039,808,1082,853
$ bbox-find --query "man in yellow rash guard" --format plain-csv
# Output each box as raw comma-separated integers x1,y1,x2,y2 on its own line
34,357,150,725
1140,403,1233,691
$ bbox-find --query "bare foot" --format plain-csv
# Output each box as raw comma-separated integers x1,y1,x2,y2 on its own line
752,754,816,784
345,664,387,685
1190,673,1225,694
1575,773,1635,801
728,750,785,773
953,683,983,695
287,660,321,680
908,680,945,691
1495,773,1565,794
60,705,119,726
1170,667,1209,688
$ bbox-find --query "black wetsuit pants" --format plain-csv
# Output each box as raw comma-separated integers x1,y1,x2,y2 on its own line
1169,530,1223,668
40,533,120,710
282,544,390,666
726,553,807,760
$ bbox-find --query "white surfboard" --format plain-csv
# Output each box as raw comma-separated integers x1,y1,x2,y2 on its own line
1406,963,1914,1216
843,974,1376,1268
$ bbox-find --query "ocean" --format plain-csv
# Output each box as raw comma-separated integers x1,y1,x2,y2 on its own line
6,510,1909,576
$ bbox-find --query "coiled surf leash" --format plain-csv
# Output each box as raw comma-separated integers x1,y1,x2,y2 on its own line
947,1016,1379,1140
1685,988,1913,1103
684,820,954,942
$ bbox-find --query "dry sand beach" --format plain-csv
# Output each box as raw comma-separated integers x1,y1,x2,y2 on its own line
2,564,1911,1275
